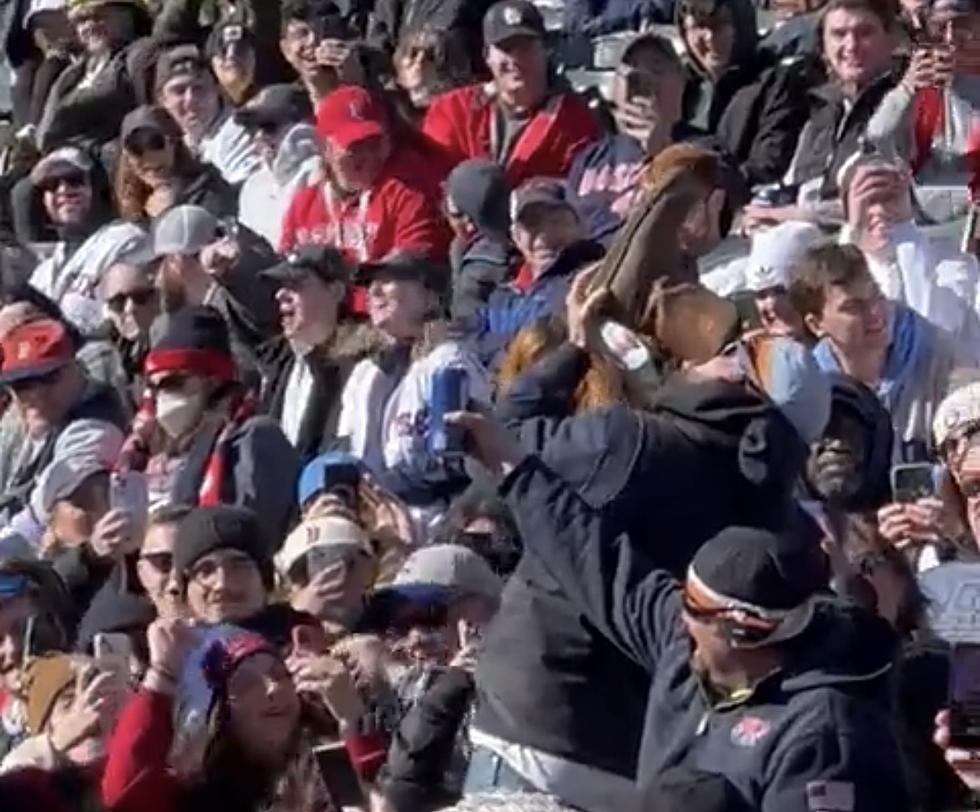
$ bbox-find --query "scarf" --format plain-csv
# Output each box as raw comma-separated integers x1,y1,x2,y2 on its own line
813,304,932,416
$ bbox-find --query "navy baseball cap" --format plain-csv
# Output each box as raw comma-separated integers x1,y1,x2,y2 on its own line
483,0,546,45
297,451,366,507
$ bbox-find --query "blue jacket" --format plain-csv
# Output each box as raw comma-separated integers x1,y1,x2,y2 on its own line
466,239,604,367
500,453,912,811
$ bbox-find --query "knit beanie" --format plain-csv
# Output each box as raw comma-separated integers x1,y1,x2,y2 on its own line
144,306,235,383
174,505,274,592
23,655,75,735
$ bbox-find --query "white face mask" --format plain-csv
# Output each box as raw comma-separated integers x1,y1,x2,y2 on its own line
156,390,206,440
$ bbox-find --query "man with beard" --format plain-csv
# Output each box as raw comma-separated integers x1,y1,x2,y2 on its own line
804,373,894,519
455,412,911,811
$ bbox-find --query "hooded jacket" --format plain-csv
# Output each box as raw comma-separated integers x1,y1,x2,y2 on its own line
238,123,320,249
473,379,807,795
498,453,911,810
678,0,806,186
809,373,893,513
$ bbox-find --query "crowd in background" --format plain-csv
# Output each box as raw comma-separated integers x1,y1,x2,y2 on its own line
2,0,980,809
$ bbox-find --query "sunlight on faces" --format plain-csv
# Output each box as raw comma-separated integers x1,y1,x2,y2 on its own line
49,471,110,549
226,652,301,762
512,205,583,276
367,276,435,340
613,51,685,126
280,20,324,78
40,172,92,227
804,276,891,357
103,263,158,342
137,522,182,619
681,8,735,76
951,439,980,544
485,35,547,110
753,286,806,338
806,408,866,503
211,48,256,97
276,274,344,346
186,548,266,624
822,7,893,91
158,73,219,141
12,364,79,439
44,671,113,765
70,4,132,55
326,135,390,194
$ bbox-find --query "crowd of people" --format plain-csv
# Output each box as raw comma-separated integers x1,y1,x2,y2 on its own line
1,0,980,809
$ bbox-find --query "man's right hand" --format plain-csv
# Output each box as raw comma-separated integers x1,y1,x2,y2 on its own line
618,97,669,155
145,617,196,691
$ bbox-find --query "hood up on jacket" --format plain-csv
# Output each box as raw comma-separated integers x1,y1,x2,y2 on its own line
652,376,810,528
804,373,894,512
781,599,899,703
446,157,511,241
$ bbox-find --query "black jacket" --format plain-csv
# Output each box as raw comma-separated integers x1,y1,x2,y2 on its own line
258,324,376,465
501,454,912,810
449,234,514,321
678,0,807,187
382,667,475,812
170,413,300,546
475,378,806,781
788,71,898,199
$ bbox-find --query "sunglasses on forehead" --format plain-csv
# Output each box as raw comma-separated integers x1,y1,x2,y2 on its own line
38,171,87,193
107,287,156,313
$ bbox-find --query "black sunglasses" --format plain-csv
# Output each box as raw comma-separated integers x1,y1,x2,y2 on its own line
38,172,87,193
148,372,192,393
107,287,156,313
126,131,168,157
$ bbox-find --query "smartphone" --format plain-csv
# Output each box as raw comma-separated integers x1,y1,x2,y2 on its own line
625,69,656,103
950,643,980,748
429,367,467,457
321,462,361,510
306,545,349,579
890,463,936,503
313,743,367,808
599,320,651,371
93,632,133,679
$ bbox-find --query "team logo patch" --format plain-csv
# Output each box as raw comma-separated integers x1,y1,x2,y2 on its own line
806,780,855,811
730,716,771,747
502,5,523,24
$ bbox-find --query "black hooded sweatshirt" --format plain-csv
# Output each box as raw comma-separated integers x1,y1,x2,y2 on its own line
474,378,807,783
500,452,912,810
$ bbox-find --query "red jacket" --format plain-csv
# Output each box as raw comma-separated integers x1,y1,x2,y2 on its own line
421,83,601,187
101,688,388,812
279,149,450,263
912,86,980,197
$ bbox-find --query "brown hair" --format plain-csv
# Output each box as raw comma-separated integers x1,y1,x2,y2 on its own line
496,317,623,412
113,136,203,222
642,142,720,197
818,0,896,44
788,242,870,320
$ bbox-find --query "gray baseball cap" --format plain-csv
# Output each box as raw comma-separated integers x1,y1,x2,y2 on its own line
152,205,220,257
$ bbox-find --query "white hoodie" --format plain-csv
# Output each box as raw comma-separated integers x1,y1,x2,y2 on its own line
238,123,321,248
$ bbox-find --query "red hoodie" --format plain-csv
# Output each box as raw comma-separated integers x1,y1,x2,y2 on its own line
279,149,450,262
421,83,601,188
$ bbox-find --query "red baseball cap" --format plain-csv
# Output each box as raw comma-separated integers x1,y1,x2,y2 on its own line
0,319,73,386
316,85,387,151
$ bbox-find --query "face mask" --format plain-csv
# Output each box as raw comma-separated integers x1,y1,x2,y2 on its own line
156,390,206,440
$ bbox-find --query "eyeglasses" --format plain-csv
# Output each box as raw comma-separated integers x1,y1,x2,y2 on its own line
107,287,156,313
126,131,168,157
138,551,174,573
38,172,87,193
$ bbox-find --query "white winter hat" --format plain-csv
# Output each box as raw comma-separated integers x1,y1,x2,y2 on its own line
745,222,823,293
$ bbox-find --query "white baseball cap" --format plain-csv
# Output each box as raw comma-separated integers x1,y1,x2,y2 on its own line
275,514,372,575
745,222,823,293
